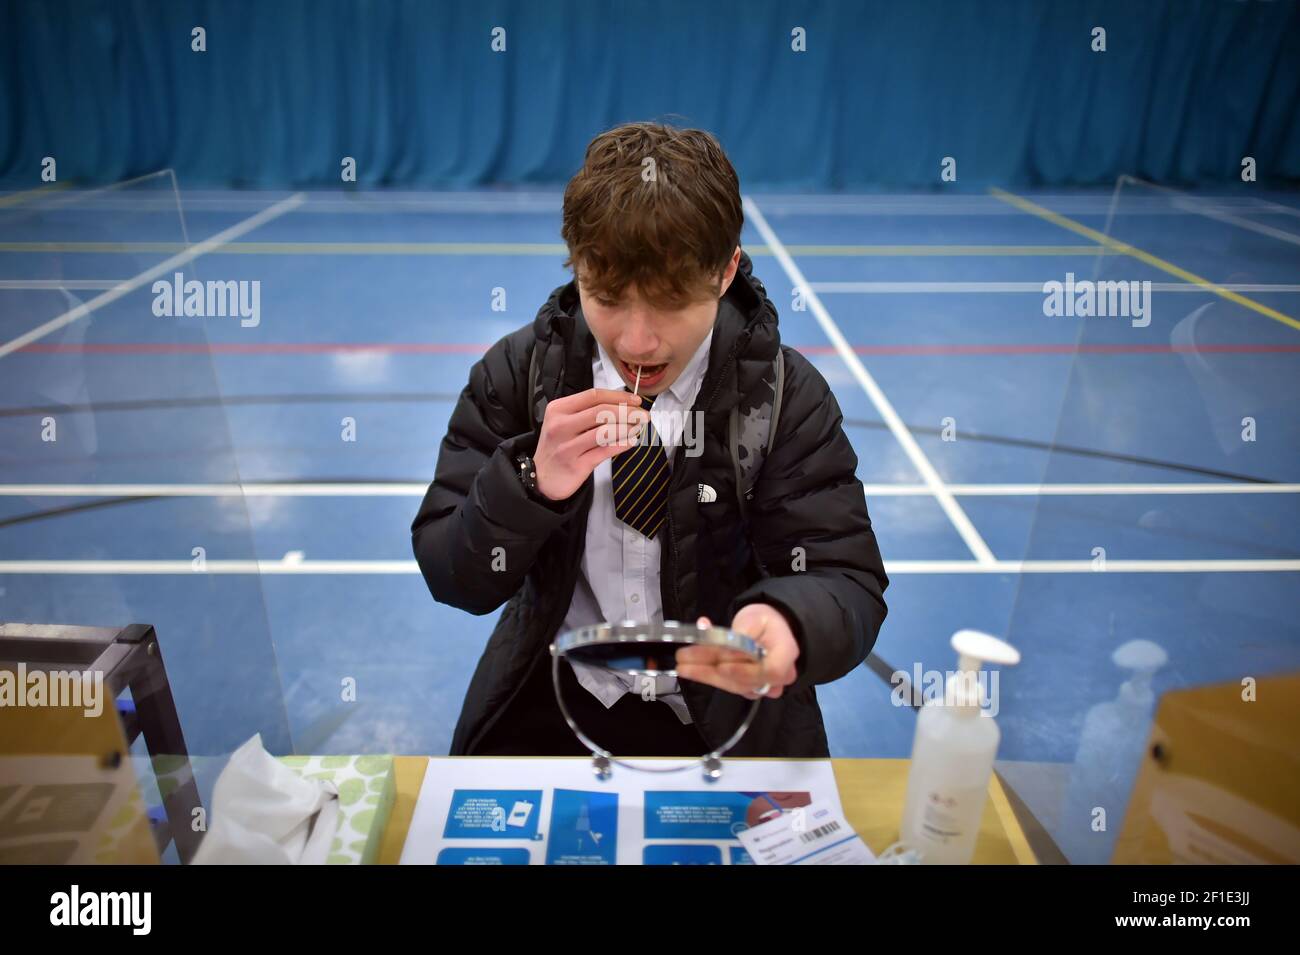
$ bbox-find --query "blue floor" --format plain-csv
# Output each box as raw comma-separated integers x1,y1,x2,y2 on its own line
3,185,1298,861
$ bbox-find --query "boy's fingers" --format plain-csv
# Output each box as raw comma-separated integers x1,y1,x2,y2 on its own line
674,664,739,693
570,419,648,454
680,660,786,698
556,404,647,440
577,437,640,470
552,388,643,413
676,664,770,698
675,646,720,666
715,660,765,683
675,646,751,666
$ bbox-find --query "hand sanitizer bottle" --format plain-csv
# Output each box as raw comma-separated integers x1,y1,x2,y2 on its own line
900,630,1020,864
1059,638,1167,863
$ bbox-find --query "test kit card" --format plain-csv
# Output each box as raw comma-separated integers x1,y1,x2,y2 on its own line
735,799,876,865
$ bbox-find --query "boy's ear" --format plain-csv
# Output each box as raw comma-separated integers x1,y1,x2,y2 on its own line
717,245,743,297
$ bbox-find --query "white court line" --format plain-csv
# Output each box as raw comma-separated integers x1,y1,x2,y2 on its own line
730,195,1285,216
743,195,998,566
2,482,1299,498
0,483,432,496
808,281,1300,294
0,193,307,360
1116,175,1300,248
18,190,1291,218
916,483,1300,496
1,170,180,219
1250,196,1300,219
890,559,1300,574
0,280,126,290
0,558,1295,575
1170,196,1300,248
3,194,565,215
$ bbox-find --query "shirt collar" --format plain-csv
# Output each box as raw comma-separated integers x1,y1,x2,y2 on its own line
594,328,714,404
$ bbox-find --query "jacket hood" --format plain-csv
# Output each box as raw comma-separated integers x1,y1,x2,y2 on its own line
529,249,780,422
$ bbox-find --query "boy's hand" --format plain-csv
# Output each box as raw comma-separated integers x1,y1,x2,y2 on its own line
533,388,647,501
675,603,800,699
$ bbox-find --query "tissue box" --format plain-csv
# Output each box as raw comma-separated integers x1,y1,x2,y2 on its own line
276,756,396,864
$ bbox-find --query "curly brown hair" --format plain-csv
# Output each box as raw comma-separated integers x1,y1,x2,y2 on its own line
561,121,744,311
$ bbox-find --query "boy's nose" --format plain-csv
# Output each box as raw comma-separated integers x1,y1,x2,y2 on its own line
617,313,659,359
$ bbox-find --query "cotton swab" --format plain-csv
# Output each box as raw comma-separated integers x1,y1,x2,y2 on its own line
627,365,644,445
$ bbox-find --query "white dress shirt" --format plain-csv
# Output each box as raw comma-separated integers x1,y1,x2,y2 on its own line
561,329,715,725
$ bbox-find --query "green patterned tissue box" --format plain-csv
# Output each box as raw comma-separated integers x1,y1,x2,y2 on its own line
277,755,396,864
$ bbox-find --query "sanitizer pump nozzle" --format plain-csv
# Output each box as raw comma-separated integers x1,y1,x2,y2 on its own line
1113,639,1166,708
947,630,1021,712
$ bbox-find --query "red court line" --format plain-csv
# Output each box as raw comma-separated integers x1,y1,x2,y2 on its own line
15,342,487,354
801,343,1300,355
14,342,1300,356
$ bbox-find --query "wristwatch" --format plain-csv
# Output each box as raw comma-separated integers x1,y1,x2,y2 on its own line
515,454,539,494
517,453,561,507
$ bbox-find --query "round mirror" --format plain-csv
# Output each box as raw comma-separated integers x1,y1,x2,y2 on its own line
549,620,766,781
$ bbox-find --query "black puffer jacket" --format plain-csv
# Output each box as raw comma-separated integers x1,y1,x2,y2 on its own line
412,251,888,757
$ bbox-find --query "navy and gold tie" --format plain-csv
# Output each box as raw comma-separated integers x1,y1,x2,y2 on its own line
612,391,671,539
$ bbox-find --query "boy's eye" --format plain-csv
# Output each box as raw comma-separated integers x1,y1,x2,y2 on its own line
596,297,620,308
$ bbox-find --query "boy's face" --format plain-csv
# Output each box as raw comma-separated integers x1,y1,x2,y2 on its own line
577,247,742,395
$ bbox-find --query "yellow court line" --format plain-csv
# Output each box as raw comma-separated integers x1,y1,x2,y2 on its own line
763,244,1117,256
0,182,71,209
0,241,571,255
0,240,1114,257
990,186,1300,333
988,772,1039,865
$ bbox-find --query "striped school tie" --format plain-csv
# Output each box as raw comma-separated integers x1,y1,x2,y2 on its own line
611,391,671,539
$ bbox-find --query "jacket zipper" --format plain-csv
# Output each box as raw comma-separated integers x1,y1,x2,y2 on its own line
667,333,747,617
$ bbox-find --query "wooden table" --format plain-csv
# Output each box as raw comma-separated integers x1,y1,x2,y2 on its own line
377,756,1038,864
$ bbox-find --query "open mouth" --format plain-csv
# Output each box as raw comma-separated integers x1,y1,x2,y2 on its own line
619,359,669,389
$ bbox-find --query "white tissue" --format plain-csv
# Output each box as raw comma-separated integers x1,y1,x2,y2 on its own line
191,734,339,865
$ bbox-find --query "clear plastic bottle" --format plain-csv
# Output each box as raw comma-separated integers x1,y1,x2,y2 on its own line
900,630,1020,864
1059,638,1167,863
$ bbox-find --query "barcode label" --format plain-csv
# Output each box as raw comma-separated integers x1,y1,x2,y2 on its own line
799,819,841,843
